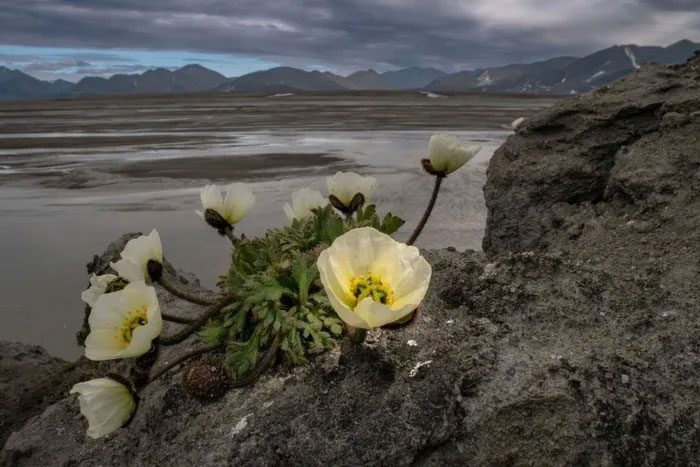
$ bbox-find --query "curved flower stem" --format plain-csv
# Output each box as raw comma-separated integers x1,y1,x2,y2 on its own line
406,174,444,246
157,276,218,306
159,294,238,346
146,344,219,385
161,313,196,324
230,336,280,388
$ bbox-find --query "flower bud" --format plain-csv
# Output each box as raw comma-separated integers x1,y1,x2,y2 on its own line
146,259,163,282
421,158,443,177
348,193,365,212
70,375,138,438
427,133,481,175
204,208,232,232
198,183,255,228
181,358,231,401
326,171,376,215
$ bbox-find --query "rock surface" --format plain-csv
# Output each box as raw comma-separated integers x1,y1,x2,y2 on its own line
0,342,75,447
2,56,699,466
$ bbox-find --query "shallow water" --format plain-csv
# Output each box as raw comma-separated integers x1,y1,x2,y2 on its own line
0,93,556,358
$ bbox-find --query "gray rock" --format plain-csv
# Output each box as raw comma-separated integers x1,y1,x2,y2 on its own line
0,342,75,447
3,56,699,465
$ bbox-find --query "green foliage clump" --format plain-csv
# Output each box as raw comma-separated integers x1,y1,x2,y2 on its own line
198,205,404,376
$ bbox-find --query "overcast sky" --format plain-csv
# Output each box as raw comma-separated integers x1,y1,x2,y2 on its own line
1,0,698,81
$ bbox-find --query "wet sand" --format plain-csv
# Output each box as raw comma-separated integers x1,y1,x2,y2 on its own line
0,92,559,358
112,153,353,180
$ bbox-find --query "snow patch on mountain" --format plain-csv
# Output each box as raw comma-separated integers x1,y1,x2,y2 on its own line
585,71,606,83
477,70,492,86
624,47,640,69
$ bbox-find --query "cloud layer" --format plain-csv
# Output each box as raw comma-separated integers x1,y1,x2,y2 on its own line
1,0,698,74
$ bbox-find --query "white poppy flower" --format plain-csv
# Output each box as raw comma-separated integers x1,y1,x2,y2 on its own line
317,227,432,329
511,116,525,130
283,188,328,223
110,229,163,282
70,377,136,439
81,273,119,307
427,133,481,175
197,183,255,228
85,281,162,360
326,171,377,210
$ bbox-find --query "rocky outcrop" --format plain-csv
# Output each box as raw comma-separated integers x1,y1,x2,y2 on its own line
2,56,699,466
484,52,700,258
0,342,76,447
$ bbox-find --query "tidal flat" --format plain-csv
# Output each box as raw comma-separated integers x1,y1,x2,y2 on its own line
0,92,557,358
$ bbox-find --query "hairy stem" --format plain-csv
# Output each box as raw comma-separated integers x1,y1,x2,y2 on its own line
161,313,196,324
159,295,238,346
223,226,239,247
230,336,280,388
157,275,218,306
350,327,368,345
406,175,444,246
146,344,219,384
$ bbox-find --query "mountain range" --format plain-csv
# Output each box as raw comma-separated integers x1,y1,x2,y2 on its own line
0,40,697,101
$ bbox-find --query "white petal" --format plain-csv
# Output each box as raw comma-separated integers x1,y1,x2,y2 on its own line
326,172,377,206
121,319,161,358
85,329,125,361
200,184,224,212
111,258,144,283
317,248,356,307
354,297,412,328
223,183,255,224
90,273,118,289
81,286,103,308
81,274,118,307
283,203,296,223
286,188,327,221
428,133,481,175
120,230,162,265
511,116,525,130
328,289,369,329
89,291,130,329
70,378,135,439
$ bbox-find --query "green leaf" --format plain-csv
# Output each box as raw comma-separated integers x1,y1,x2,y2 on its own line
356,204,377,224
198,321,228,344
380,213,406,235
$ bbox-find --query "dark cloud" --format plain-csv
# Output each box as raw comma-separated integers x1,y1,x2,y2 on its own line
0,0,698,71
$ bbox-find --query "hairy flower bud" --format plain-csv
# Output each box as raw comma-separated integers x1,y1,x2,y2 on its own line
421,158,444,177
181,358,231,401
146,259,163,282
204,208,232,232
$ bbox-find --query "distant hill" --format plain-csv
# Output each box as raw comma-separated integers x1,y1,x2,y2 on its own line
426,39,699,94
72,64,226,96
216,66,348,92
0,66,74,100
344,69,394,90
0,39,698,101
381,67,446,89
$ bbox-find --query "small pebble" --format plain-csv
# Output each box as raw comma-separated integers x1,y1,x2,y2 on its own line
621,374,630,385
407,340,418,347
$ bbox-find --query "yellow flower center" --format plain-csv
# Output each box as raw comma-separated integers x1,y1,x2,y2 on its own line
118,307,148,347
350,274,394,306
